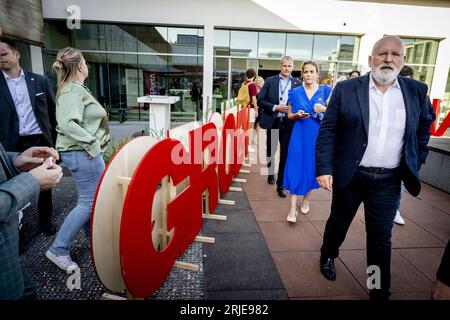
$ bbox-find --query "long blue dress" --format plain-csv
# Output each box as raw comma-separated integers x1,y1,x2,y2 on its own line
283,84,332,195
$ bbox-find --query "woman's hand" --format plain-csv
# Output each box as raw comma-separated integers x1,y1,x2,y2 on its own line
298,110,310,119
314,103,326,113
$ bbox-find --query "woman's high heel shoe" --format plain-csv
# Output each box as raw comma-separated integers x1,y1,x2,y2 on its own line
287,210,299,223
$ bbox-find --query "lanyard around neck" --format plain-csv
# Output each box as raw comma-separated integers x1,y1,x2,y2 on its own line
280,77,291,97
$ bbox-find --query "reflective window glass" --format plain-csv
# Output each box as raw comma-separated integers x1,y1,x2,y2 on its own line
214,57,229,103
410,65,434,92
258,32,286,59
136,26,168,54
286,33,313,60
74,23,105,51
339,36,359,62
313,34,339,61
168,27,201,55
214,29,230,56
44,20,72,49
230,30,258,57
402,37,440,65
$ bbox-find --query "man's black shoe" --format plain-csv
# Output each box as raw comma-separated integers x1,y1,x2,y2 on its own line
320,257,336,281
267,175,275,185
276,187,287,198
40,221,57,236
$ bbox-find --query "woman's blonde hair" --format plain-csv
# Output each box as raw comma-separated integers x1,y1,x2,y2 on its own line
52,47,83,98
255,76,265,87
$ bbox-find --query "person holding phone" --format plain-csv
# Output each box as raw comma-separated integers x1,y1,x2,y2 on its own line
284,61,331,222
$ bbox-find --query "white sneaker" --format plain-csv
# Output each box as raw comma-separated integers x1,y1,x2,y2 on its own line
46,250,79,271
394,210,405,225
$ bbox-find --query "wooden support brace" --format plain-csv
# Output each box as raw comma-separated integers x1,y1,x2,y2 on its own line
101,293,126,300
202,213,227,221
195,235,215,243
174,261,199,272
117,176,131,185
239,169,250,174
229,186,243,192
218,199,235,206
233,178,247,183
242,163,251,168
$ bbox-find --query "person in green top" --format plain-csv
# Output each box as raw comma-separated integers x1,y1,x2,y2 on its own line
45,47,110,271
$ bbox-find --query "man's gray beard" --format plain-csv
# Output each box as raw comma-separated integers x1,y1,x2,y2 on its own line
372,67,399,84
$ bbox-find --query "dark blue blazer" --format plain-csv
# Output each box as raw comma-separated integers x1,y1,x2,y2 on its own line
257,75,302,129
0,71,57,151
315,73,435,197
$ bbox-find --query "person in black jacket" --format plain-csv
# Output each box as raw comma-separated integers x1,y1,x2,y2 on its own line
257,56,302,198
0,38,58,236
315,36,435,300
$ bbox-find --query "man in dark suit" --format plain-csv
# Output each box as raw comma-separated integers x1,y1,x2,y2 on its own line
0,144,62,299
0,38,58,236
257,56,302,197
315,36,435,300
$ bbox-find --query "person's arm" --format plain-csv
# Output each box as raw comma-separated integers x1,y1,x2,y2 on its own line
417,89,435,166
45,78,58,147
0,152,41,223
57,92,101,157
315,84,340,190
287,103,300,120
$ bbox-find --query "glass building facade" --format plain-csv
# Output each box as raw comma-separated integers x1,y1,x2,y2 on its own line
43,20,204,122
400,37,439,92
213,29,361,107
42,21,442,123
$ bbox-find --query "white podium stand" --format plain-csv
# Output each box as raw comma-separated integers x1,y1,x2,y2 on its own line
137,95,180,138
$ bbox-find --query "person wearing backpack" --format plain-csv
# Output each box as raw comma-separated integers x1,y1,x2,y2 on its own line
236,68,258,110
237,68,258,151
257,56,302,198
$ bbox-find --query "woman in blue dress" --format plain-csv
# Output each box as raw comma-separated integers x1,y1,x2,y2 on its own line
284,61,332,223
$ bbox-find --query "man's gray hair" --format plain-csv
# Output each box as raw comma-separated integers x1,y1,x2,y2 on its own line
371,35,404,55
281,56,294,63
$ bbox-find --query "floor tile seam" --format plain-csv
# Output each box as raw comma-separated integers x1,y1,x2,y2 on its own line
394,249,439,283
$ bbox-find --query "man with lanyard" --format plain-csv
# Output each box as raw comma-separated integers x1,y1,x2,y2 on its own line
257,56,302,197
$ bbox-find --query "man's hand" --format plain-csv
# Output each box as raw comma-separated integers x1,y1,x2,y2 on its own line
317,175,333,192
276,104,289,113
13,146,59,172
29,162,63,191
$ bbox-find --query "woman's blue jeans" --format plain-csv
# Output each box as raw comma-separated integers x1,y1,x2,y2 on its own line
49,151,105,256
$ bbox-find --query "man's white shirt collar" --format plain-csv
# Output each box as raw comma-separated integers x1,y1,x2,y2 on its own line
2,68,25,81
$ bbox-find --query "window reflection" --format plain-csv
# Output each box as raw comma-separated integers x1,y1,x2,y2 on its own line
43,20,204,122
313,35,339,61
286,33,313,60
338,36,359,62
258,32,286,59
230,30,258,57
214,29,230,56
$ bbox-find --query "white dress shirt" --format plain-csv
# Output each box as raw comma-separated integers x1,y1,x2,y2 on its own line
360,74,406,169
2,69,42,136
